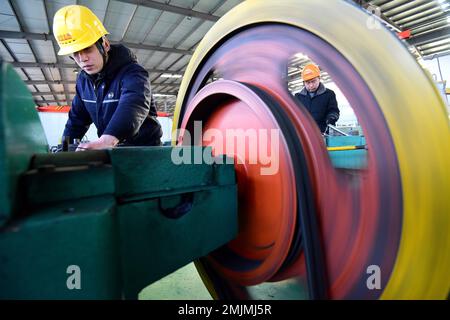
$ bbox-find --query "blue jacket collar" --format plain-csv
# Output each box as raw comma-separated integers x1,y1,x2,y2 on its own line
299,82,326,97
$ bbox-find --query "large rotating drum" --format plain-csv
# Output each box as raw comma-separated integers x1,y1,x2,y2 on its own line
172,0,450,299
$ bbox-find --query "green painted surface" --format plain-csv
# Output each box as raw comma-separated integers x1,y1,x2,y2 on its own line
118,185,237,299
0,196,121,299
31,150,110,168
0,62,48,226
110,147,220,199
139,263,212,300
0,135,237,299
22,164,114,207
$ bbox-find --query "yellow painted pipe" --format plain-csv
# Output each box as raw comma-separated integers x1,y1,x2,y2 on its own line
327,145,367,152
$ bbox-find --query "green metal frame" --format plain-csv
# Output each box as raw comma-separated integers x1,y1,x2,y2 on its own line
0,147,238,299
0,62,48,226
0,62,238,299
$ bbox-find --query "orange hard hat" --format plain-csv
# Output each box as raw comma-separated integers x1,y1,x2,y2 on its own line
301,63,321,81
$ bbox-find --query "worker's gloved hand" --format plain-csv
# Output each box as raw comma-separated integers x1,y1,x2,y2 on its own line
326,115,338,126
76,134,119,151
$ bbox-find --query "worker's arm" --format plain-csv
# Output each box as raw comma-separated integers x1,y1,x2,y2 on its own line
63,85,92,142
325,90,340,126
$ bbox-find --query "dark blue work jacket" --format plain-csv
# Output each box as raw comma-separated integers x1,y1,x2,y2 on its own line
64,44,162,146
295,83,340,133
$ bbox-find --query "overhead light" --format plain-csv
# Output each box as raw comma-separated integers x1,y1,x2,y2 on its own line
153,93,176,97
438,0,450,9
161,73,182,78
294,53,308,60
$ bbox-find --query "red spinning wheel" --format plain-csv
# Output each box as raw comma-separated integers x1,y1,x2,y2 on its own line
179,80,297,286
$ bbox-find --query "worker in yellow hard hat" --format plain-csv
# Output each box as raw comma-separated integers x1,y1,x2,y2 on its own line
53,5,162,150
295,63,340,133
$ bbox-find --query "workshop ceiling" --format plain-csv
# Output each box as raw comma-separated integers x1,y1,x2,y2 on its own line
0,0,448,114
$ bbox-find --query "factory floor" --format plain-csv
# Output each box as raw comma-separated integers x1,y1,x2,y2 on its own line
139,262,308,300
139,263,212,300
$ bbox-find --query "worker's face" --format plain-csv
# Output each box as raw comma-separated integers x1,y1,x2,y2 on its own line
304,77,320,92
72,40,110,75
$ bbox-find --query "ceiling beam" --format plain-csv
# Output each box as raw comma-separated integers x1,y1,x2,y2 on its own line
34,97,178,105
43,0,72,106
10,61,178,75
423,49,450,60
32,91,72,96
382,0,437,18
12,62,78,69
409,26,450,46
117,0,220,22
7,0,63,104
120,41,192,55
31,89,179,96
0,30,52,41
35,99,68,103
356,0,402,31
26,80,75,85
26,80,180,90
0,30,193,55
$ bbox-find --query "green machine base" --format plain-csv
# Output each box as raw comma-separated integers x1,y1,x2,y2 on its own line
0,61,237,299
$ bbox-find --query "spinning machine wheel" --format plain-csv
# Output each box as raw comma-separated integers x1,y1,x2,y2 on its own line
172,0,450,299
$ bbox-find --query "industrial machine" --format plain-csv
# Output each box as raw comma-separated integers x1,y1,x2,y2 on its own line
1,0,449,299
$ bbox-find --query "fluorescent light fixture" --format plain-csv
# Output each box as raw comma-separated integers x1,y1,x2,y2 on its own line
161,73,182,78
294,53,308,60
153,93,176,97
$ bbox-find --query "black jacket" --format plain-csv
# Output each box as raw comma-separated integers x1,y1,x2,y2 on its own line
295,83,340,133
64,44,162,146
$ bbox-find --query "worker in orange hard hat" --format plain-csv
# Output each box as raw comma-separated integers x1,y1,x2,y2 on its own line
53,5,162,150
301,63,321,82
295,63,340,133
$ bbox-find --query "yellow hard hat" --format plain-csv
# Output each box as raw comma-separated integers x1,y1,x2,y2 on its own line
53,5,109,56
301,63,321,81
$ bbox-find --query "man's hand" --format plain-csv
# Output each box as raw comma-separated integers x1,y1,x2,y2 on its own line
76,134,119,151
326,116,338,126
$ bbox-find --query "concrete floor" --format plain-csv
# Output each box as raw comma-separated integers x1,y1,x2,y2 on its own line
139,262,309,300
139,262,212,300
